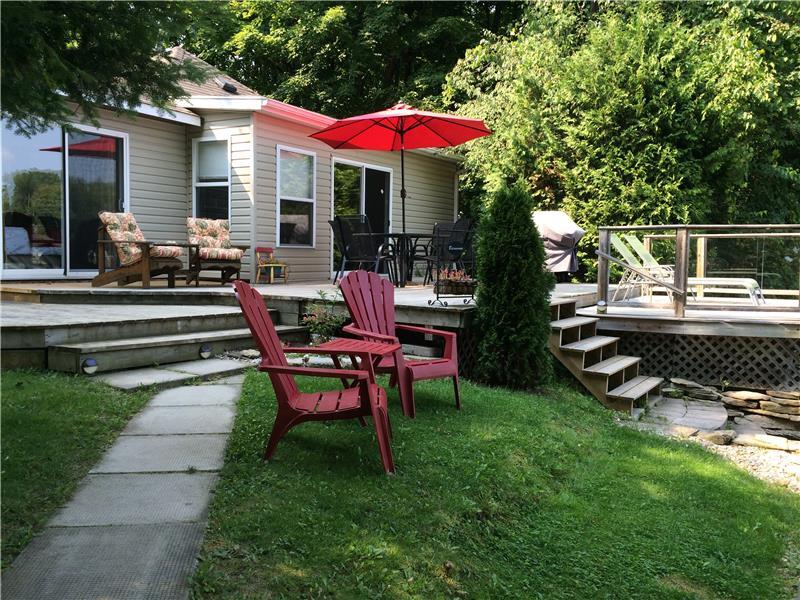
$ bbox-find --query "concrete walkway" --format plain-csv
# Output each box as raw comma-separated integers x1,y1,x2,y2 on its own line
2,377,242,599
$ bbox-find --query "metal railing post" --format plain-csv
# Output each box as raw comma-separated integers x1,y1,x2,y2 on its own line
597,228,610,312
673,227,689,317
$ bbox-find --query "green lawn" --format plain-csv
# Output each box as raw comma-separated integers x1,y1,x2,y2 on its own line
1,370,151,567
192,372,800,599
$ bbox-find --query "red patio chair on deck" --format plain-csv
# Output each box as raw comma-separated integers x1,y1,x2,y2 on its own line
233,280,394,474
339,270,461,419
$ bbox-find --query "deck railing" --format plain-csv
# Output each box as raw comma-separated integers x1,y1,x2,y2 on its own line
596,224,800,317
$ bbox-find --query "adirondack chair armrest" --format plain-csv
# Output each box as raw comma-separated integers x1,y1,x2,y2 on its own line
396,324,457,358
283,346,379,362
259,364,369,380
342,323,399,344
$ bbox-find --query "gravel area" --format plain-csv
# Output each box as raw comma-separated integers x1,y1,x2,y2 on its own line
693,438,800,494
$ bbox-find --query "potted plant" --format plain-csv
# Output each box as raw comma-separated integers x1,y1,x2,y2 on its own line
435,268,477,295
301,289,347,344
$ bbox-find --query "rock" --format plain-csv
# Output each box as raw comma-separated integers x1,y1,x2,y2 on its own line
762,396,800,407
759,401,800,415
732,433,790,452
723,390,771,402
237,349,261,359
697,430,737,445
666,425,699,438
661,387,684,399
789,440,800,453
738,414,800,430
686,389,723,401
741,408,800,422
767,390,800,400
725,408,744,418
670,378,704,389
764,429,800,441
721,396,758,409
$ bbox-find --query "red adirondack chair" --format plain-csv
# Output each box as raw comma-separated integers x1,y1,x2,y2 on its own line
233,280,394,474
339,270,461,418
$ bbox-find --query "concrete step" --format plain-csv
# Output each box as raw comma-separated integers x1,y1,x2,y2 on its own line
583,355,640,376
48,325,307,374
561,335,619,353
550,316,599,330
607,376,663,402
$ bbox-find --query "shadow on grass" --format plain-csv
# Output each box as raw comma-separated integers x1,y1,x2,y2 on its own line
192,372,800,599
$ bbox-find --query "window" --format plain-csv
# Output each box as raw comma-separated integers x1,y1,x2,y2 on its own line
277,147,315,246
194,139,229,219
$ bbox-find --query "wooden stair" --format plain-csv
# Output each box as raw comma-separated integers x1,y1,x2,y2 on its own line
548,299,662,415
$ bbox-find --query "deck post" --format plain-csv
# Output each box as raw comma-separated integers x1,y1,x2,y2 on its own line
695,235,707,298
597,228,610,312
673,227,689,317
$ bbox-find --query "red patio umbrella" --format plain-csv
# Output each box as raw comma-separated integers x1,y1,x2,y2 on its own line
41,136,119,158
310,103,491,232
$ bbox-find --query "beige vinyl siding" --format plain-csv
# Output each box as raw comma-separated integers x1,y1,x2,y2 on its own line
189,111,254,278
86,107,189,242
253,112,459,282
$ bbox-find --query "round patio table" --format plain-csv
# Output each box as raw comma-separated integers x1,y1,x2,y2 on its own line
354,232,435,287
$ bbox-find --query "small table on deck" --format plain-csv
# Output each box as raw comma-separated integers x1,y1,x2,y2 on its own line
355,232,435,287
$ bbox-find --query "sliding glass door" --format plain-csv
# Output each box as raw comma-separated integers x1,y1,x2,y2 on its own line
1,120,126,278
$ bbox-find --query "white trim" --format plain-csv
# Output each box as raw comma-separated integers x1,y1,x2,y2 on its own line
329,157,394,276
191,135,232,220
175,96,265,111
248,113,257,280
129,102,201,126
453,170,461,220
276,144,316,248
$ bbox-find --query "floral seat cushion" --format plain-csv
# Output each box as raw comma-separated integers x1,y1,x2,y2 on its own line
99,212,183,266
187,218,243,262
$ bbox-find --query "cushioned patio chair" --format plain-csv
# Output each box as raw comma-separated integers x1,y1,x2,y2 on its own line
92,211,184,288
340,270,461,419
233,280,394,473
186,218,249,286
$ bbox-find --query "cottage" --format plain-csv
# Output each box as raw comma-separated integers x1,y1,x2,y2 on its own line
0,48,460,282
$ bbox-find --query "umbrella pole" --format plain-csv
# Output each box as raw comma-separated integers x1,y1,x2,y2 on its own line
400,142,406,234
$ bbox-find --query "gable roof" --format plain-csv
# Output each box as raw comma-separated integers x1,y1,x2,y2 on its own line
169,47,261,98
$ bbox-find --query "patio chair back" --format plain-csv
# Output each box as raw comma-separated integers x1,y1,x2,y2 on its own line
610,234,643,268
336,215,383,261
339,270,397,339
233,280,297,399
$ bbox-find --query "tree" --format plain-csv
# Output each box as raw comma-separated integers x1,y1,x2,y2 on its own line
475,183,554,389
443,1,800,277
1,1,211,136
183,0,524,117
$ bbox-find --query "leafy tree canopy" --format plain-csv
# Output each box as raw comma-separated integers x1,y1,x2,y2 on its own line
443,1,800,273
1,1,211,136
184,0,523,117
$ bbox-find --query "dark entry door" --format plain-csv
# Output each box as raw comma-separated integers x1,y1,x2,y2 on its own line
364,168,390,234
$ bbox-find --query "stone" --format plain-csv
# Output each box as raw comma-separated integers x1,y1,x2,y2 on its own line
762,396,800,407
95,367,193,391
90,434,228,473
686,389,723,401
237,348,261,359
763,429,800,441
661,387,684,399
664,425,698,438
738,414,800,430
744,408,800,422
166,358,247,377
123,405,235,435
50,473,218,526
721,396,758,409
697,430,737,445
149,384,239,407
670,378,704,389
723,390,771,402
732,433,790,452
725,408,744,418
767,390,800,400
789,440,800,453
759,401,800,415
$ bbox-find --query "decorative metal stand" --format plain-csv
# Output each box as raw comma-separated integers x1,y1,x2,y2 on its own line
428,274,476,307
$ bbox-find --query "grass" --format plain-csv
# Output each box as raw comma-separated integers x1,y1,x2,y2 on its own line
192,372,800,599
1,369,151,567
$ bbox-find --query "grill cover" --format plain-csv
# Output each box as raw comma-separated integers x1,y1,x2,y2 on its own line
533,211,585,273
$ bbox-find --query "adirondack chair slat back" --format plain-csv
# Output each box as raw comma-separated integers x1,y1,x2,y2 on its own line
340,271,396,338
233,280,297,398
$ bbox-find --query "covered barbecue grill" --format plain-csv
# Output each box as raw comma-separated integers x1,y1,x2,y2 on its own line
533,211,585,277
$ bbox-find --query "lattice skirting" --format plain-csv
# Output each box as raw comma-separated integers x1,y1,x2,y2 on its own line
606,331,800,391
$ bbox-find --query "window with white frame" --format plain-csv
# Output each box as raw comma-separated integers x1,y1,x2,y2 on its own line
194,139,230,219
277,147,315,246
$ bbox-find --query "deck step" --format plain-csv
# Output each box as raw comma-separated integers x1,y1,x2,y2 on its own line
548,297,578,307
561,335,619,353
550,316,598,330
607,376,663,401
48,326,307,374
583,355,640,376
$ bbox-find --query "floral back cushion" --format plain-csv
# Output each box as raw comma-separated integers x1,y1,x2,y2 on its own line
187,218,232,249
99,211,146,265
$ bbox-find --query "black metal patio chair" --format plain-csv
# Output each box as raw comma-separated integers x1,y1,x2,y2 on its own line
413,217,473,285
329,215,397,285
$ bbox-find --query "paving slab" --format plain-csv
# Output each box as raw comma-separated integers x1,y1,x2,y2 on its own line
165,358,247,377
91,434,228,473
1,523,204,600
203,373,246,385
123,405,235,435
96,367,193,390
50,473,217,526
150,384,239,406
